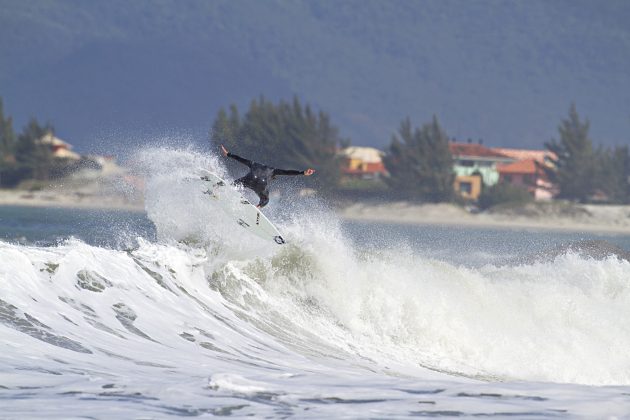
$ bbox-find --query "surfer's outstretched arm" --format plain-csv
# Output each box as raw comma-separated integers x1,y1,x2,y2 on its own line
273,168,316,176
227,152,252,167
221,145,252,168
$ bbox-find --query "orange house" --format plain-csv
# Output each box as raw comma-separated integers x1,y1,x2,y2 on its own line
493,148,556,200
497,158,555,200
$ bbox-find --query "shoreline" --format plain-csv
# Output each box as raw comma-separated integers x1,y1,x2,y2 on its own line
0,189,145,213
3,189,630,235
341,212,630,234
338,202,630,235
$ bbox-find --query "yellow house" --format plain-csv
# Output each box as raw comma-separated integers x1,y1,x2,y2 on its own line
453,174,483,200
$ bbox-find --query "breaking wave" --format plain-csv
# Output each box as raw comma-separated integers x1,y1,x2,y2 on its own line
2,147,630,392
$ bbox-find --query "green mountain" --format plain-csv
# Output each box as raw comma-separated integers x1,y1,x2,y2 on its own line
1,0,628,152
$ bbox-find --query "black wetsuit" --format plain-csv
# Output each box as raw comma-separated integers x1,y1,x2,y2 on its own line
227,152,305,208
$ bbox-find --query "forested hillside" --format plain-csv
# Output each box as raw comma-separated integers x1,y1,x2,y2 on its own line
1,0,628,151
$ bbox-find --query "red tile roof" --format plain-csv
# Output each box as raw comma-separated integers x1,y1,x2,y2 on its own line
449,143,511,159
497,159,539,175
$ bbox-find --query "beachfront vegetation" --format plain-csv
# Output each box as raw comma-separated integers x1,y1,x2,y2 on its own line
478,182,533,211
382,116,455,202
0,100,14,153
545,104,596,203
600,145,630,204
210,96,345,192
0,97,59,187
545,104,630,204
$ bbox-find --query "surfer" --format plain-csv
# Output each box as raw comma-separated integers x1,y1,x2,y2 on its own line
220,145,315,208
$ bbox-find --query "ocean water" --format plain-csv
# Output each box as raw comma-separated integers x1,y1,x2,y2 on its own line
2,148,630,419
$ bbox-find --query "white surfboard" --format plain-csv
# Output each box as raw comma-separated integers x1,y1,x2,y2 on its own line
197,169,286,245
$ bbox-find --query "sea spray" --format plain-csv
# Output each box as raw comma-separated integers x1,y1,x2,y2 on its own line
129,147,630,385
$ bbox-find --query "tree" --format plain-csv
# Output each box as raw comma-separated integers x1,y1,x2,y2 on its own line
382,116,455,202
0,97,18,186
0,98,61,186
598,145,630,204
15,119,54,181
211,104,240,148
0,98,15,157
545,104,597,202
210,96,345,191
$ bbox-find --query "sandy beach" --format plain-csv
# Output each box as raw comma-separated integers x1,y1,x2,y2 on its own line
0,188,144,212
339,201,630,234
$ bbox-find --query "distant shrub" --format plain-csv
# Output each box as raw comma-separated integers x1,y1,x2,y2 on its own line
338,177,388,192
478,182,533,210
16,179,48,191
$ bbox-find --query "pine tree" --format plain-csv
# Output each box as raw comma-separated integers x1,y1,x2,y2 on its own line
0,98,15,158
545,104,597,202
422,116,456,201
383,116,455,202
599,145,630,204
0,97,18,186
382,118,416,194
15,119,54,181
210,105,240,149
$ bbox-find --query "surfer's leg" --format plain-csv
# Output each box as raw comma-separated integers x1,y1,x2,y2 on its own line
256,191,270,208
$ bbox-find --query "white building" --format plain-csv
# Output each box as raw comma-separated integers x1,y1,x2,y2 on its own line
38,132,81,160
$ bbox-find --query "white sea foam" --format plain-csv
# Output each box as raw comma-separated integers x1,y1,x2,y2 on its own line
2,146,630,417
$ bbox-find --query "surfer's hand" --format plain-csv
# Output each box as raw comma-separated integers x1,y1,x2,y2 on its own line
220,145,228,157
304,168,315,176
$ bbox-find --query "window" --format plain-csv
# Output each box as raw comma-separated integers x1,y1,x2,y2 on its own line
459,182,472,194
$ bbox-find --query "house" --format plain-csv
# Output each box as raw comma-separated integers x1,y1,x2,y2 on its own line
339,146,387,180
449,141,513,199
38,132,81,160
491,148,555,166
493,148,556,200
